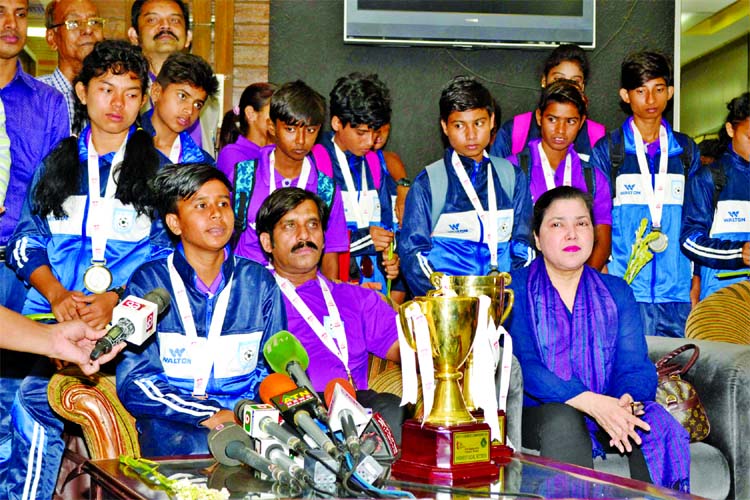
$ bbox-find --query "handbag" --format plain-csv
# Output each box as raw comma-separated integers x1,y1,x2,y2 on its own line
654,343,710,442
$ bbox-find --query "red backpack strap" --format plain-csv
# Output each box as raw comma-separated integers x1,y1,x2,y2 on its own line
364,151,382,189
511,112,533,155
311,144,333,178
586,120,606,148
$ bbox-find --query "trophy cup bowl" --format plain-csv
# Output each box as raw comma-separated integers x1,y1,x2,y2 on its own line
398,295,480,426
393,295,500,485
429,272,514,410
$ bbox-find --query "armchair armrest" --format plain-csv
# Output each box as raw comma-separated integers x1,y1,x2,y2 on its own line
47,367,141,460
647,337,750,500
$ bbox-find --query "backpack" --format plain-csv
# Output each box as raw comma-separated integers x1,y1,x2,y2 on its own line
516,147,595,195
707,161,727,211
232,158,336,234
511,111,606,156
607,129,694,199
425,155,516,231
311,143,382,189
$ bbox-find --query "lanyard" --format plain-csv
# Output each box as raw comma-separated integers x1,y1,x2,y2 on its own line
167,253,234,397
268,150,311,195
334,142,370,228
537,142,572,191
631,121,669,229
450,151,498,269
168,135,182,163
274,273,353,385
87,135,126,264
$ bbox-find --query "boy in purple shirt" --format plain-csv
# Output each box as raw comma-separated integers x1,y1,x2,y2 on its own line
257,187,405,442
228,80,349,281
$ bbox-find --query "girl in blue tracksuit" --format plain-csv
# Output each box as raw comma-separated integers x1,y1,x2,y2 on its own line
681,92,750,300
1,41,170,500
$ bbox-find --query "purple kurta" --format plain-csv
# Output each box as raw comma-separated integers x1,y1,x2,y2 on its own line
232,145,350,265
281,275,397,391
514,139,612,225
217,135,262,181
512,258,690,492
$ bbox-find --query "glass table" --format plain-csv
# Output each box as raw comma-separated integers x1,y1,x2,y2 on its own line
83,453,705,500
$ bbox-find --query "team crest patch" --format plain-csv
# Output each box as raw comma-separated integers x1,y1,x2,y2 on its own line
113,207,135,233
671,179,684,200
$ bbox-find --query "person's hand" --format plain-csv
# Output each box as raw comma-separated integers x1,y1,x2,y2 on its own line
369,226,395,252
50,289,86,322
201,409,237,429
49,319,125,375
73,291,119,329
382,251,400,280
743,242,750,266
567,391,650,454
361,281,382,291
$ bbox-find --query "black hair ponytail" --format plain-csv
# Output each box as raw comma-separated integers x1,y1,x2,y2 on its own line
33,137,82,219
114,128,161,216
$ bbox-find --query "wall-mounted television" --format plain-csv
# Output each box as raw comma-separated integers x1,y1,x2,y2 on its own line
344,0,596,49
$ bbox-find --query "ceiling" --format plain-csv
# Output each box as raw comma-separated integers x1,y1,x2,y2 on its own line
680,0,749,65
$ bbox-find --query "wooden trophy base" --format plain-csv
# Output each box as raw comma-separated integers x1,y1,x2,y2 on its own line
392,419,500,486
470,409,513,464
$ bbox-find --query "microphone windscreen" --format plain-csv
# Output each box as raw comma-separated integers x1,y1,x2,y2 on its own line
207,423,251,466
258,372,298,404
143,287,171,314
323,378,355,407
262,330,310,374
233,398,258,422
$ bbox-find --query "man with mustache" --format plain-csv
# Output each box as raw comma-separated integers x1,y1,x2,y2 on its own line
40,0,104,134
257,187,406,443
0,0,69,471
128,0,220,157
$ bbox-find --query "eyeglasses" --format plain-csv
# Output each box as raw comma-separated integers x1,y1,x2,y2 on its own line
50,17,106,31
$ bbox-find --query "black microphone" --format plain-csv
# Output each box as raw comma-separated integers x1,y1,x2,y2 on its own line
90,288,170,360
233,399,307,454
259,374,339,459
265,443,312,486
207,422,298,486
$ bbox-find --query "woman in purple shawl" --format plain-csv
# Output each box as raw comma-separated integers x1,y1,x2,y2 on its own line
507,186,690,492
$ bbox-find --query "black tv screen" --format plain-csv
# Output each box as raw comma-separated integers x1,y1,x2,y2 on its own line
344,0,596,49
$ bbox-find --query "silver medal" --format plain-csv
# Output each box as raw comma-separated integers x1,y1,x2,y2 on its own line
83,262,113,294
648,230,669,253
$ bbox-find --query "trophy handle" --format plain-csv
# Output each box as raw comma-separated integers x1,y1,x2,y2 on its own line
429,272,445,289
499,288,514,325
398,300,417,350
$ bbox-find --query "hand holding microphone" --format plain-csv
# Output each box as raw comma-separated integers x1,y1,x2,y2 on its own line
90,287,170,360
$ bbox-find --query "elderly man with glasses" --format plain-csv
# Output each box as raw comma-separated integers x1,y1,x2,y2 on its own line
40,0,105,134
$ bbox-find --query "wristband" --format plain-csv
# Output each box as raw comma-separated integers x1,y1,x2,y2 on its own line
107,285,126,301
395,177,412,187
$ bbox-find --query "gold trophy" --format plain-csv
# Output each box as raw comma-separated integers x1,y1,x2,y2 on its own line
391,295,499,485
430,272,514,462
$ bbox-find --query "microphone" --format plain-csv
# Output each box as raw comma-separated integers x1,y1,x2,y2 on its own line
262,331,328,421
90,288,171,360
259,374,339,459
234,399,307,454
324,378,371,459
265,443,312,486
207,422,297,486
358,412,399,462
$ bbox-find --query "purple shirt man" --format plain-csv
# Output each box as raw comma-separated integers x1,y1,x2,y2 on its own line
231,145,350,266
281,274,397,391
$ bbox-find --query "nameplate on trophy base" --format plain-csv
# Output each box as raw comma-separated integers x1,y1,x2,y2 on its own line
470,409,513,464
392,419,499,486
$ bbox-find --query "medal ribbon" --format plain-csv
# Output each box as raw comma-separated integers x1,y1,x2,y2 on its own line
268,150,312,195
167,253,234,397
631,121,669,230
334,143,371,229
450,151,499,269
274,273,353,384
537,141,572,191
87,134,127,265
